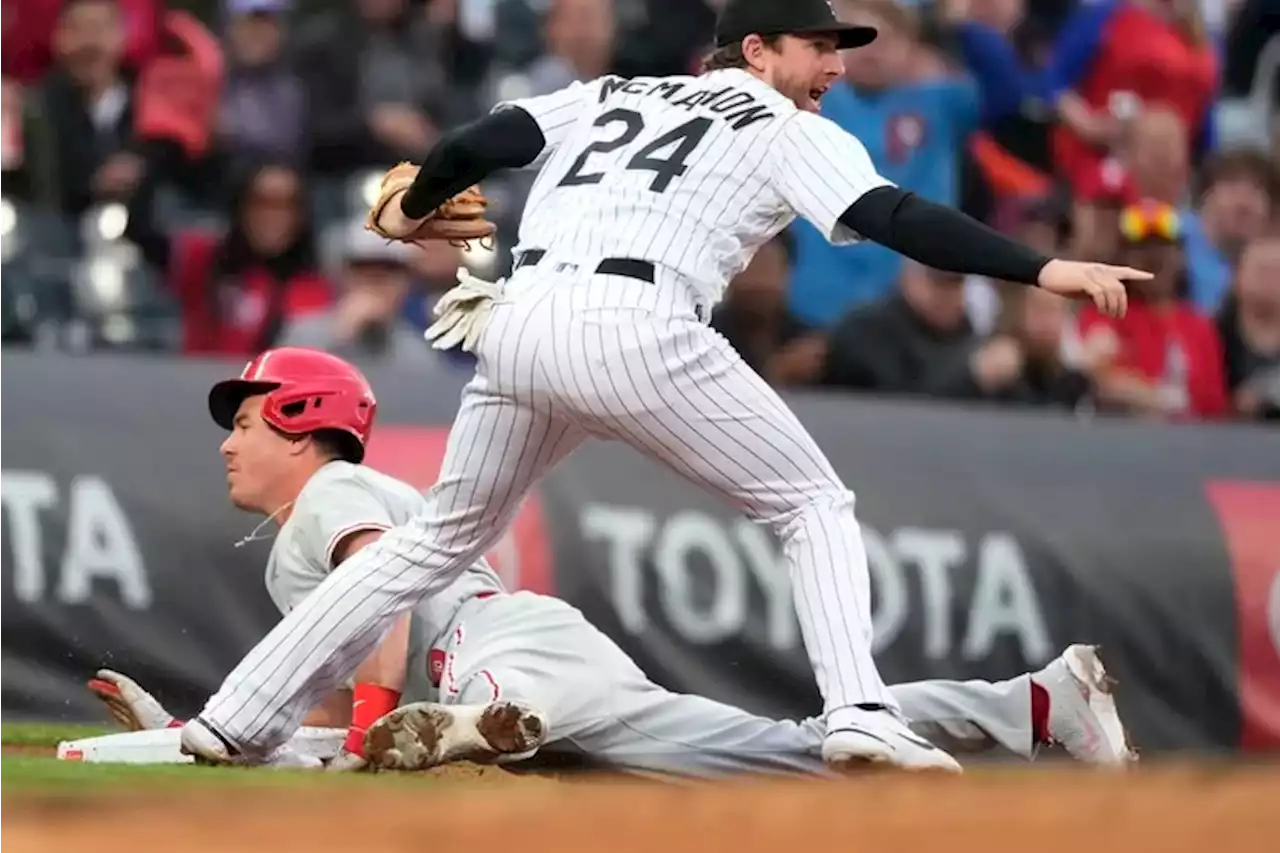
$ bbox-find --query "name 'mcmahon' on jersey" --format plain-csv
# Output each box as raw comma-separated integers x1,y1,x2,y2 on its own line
501,68,894,305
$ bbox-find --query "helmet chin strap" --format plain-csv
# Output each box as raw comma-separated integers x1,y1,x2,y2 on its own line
233,500,296,549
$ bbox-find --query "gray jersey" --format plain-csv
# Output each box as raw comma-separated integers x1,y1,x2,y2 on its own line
264,462,504,671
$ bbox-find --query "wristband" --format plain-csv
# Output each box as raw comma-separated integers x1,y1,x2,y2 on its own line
343,683,401,757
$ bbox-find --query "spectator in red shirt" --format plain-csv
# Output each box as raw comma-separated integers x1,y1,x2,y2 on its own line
1077,201,1229,420
1047,1,1216,261
2,0,160,85
2,0,63,85
1070,106,1192,263
127,160,332,355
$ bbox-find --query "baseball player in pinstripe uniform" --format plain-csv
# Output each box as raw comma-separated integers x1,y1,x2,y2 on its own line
130,347,1131,775
182,0,1150,772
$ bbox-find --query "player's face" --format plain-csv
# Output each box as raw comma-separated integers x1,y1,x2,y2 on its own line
762,35,844,113
220,395,297,513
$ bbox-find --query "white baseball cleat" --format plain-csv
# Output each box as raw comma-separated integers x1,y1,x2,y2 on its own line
1033,644,1137,766
364,701,548,772
822,709,964,774
178,717,236,765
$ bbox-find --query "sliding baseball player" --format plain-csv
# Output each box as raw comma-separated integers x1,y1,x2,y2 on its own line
105,348,1136,775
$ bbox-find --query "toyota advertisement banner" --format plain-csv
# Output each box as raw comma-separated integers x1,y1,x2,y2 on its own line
3,352,1278,754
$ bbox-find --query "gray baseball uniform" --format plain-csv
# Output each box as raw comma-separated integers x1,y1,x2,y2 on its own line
263,462,1034,777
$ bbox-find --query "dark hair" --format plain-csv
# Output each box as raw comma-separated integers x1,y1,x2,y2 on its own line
310,429,363,464
208,158,318,352
1017,193,1073,246
1202,148,1280,202
700,35,783,72
267,411,363,464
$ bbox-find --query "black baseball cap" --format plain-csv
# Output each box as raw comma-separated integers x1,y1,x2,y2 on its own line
715,0,878,50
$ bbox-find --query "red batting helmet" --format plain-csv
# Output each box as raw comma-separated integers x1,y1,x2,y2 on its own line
208,348,377,463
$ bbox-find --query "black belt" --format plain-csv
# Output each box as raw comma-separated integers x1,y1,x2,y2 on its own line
514,250,654,284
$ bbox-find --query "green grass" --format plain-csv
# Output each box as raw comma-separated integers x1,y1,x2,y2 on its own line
1,754,458,791
0,722,489,793
2,722,110,747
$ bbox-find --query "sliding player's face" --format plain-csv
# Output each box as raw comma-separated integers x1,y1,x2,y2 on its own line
763,34,843,113
220,395,298,513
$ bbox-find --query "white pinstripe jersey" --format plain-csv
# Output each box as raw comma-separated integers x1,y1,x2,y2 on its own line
499,68,893,303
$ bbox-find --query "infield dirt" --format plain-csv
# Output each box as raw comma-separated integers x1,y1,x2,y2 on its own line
5,763,1280,853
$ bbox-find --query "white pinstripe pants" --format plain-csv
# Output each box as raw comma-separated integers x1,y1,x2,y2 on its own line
199,259,894,754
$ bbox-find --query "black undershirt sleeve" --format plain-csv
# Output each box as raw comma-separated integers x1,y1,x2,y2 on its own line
400,107,547,219
838,186,1051,285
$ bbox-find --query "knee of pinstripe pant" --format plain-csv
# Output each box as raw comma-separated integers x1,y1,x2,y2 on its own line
759,486,858,538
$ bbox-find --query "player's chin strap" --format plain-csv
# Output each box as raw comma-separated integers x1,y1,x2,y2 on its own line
424,267,506,354
233,500,295,549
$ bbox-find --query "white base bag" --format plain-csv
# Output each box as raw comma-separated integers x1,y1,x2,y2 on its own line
56,726,345,766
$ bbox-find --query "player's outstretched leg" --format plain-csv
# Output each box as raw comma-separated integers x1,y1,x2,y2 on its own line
545,303,960,773
363,701,548,771
891,645,1135,766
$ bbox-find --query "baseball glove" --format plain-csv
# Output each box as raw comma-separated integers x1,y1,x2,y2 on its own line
364,161,497,250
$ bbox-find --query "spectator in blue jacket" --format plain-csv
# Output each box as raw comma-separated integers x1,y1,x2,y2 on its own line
1183,148,1278,312
786,0,980,328
942,0,1068,175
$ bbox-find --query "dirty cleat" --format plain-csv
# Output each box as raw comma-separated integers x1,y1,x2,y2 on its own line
1033,644,1137,766
822,709,963,774
364,701,547,772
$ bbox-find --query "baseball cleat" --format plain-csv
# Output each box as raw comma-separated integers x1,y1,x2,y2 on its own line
363,701,548,772
1033,644,1137,766
178,717,236,765
822,709,963,774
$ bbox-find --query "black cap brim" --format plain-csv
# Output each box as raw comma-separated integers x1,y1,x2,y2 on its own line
795,24,878,49
209,379,279,429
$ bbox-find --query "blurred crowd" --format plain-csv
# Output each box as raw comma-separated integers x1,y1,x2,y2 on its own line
2,0,1278,423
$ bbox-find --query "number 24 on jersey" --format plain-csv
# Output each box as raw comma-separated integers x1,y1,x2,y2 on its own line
558,109,712,194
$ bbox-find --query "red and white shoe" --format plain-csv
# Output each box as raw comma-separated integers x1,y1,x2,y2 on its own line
87,669,179,732
363,701,547,772
1033,645,1137,767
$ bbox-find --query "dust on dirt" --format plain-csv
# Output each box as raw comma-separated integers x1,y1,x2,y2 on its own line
1,745,54,757
6,763,1280,853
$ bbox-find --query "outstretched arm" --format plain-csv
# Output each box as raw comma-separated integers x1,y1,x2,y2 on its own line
840,187,1048,284
770,113,1146,317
